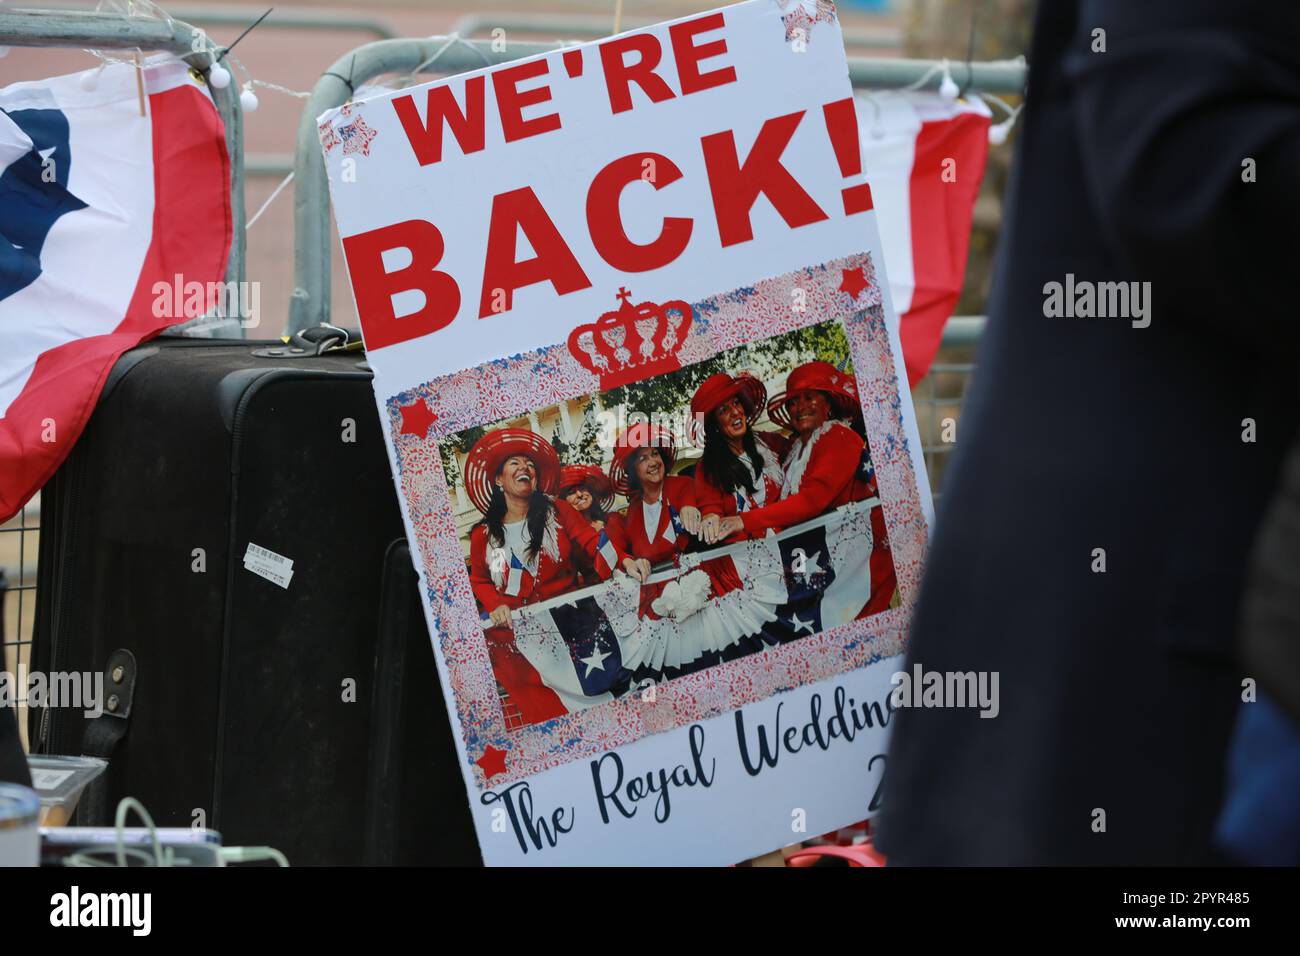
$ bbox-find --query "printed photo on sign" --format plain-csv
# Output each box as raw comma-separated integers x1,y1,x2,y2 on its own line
386,253,926,787
438,316,899,730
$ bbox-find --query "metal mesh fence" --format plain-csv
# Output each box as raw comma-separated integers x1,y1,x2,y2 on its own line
911,317,981,504
1,495,38,752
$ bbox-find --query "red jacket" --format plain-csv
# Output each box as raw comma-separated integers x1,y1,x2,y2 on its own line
607,475,697,564
740,421,874,536
469,498,621,613
693,431,790,541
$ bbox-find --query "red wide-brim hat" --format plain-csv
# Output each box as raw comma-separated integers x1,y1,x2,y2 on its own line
766,360,861,431
558,464,615,511
607,423,677,496
463,427,561,514
689,372,768,443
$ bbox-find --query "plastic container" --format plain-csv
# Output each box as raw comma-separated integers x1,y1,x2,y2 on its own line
0,783,41,866
27,755,107,827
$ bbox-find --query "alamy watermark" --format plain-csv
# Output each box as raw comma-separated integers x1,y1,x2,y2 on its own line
152,273,260,328
594,407,706,450
1043,273,1151,328
0,667,105,718
890,664,1000,719
50,887,151,936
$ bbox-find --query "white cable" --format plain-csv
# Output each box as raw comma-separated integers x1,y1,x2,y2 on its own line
900,61,944,92
250,79,311,99
400,34,461,88
246,171,295,230
64,794,169,867
977,91,1024,144
396,32,497,90
114,796,166,867
980,91,1022,121
62,797,288,867
220,846,290,866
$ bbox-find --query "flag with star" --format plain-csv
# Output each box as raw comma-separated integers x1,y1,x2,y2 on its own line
503,501,882,715
509,594,630,713
761,498,879,643
0,58,231,521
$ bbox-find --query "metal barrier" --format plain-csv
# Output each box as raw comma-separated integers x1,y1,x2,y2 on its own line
35,0,400,40
913,317,983,497
451,12,903,52
286,35,1025,333
0,500,38,748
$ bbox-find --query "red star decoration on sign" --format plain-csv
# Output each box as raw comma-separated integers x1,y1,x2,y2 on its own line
398,399,438,438
839,266,870,299
339,116,378,157
476,745,508,780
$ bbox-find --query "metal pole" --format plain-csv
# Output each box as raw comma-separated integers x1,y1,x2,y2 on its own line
0,8,246,298
848,56,1026,93
451,13,902,52
125,3,398,40
941,316,986,347
32,0,399,39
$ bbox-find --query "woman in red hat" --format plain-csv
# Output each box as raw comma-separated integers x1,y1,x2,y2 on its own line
605,423,759,675
605,423,701,576
557,464,615,585
465,428,635,724
690,372,791,545
712,361,896,616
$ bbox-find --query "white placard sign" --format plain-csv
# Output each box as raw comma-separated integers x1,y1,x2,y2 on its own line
321,0,931,866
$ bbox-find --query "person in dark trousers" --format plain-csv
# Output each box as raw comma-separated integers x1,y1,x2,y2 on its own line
877,0,1300,865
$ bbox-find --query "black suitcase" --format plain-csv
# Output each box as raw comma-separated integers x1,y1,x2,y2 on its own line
366,539,481,866
30,336,478,865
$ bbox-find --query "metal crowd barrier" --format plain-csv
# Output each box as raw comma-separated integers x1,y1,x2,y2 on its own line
35,0,399,40
450,11,903,53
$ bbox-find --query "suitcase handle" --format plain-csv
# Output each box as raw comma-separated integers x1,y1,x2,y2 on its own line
78,649,138,825
250,323,352,359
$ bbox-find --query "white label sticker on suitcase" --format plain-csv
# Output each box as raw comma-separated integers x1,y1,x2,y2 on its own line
244,542,293,570
243,543,294,589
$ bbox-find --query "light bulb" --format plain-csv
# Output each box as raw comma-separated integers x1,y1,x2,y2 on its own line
939,73,960,101
989,121,1011,145
240,86,259,112
80,69,99,91
208,63,231,89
